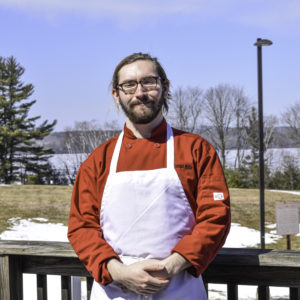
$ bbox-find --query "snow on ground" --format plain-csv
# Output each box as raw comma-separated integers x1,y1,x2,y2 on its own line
269,189,300,196
1,216,293,300
0,217,67,241
224,222,281,248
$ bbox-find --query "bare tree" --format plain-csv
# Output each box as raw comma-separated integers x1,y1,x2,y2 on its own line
281,101,300,146
62,120,120,184
203,84,236,168
264,114,278,150
167,87,203,133
232,88,250,169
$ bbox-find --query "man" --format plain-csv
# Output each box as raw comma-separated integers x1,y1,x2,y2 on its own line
68,53,230,299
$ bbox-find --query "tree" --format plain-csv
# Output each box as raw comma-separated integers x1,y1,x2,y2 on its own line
224,166,250,188
231,88,250,169
167,87,203,133
203,84,236,168
242,107,277,188
280,154,300,190
268,153,300,190
281,101,300,146
244,107,277,161
62,120,120,184
0,56,56,184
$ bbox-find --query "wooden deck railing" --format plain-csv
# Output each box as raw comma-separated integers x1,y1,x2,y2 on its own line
1,240,300,300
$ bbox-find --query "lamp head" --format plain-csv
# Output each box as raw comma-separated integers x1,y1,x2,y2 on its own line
254,38,273,47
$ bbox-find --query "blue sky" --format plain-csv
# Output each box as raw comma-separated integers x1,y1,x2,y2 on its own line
1,0,300,131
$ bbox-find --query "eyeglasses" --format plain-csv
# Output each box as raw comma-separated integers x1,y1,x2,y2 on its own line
117,76,161,94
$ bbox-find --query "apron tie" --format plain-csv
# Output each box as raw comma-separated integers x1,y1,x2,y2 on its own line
137,295,153,300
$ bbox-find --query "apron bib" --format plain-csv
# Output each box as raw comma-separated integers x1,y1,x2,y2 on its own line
91,123,207,300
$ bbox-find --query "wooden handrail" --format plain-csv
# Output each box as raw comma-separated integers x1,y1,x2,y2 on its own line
1,240,300,300
2,240,300,266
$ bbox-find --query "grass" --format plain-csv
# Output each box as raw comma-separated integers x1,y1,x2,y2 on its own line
1,185,300,250
0,185,73,233
230,188,300,250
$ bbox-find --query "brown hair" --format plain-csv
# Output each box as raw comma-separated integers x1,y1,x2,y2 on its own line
112,52,170,112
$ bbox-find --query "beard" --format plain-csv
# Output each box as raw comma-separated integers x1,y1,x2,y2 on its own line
118,94,165,124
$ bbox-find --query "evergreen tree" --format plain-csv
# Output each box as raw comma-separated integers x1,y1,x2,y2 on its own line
242,107,273,188
0,56,56,184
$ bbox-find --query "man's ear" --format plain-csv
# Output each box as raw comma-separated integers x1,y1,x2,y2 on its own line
112,89,120,105
163,81,170,99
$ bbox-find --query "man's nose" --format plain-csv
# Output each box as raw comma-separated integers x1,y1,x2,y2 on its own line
134,83,147,97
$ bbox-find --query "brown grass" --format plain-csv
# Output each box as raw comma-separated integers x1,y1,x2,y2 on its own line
1,185,300,250
0,185,72,233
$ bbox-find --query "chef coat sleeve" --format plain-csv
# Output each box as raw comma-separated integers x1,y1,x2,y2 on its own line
67,160,120,285
172,140,231,277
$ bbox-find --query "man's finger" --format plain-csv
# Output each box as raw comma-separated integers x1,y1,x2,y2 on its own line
143,264,165,272
138,282,168,294
148,270,169,279
142,274,169,287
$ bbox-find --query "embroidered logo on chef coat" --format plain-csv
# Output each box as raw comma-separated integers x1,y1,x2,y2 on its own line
175,164,192,170
213,192,224,200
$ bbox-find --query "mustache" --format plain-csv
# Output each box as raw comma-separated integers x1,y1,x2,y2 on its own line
129,96,155,107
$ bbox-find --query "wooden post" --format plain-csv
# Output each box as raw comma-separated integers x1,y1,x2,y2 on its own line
290,287,300,300
258,285,269,300
37,274,47,300
228,284,238,300
0,256,10,300
0,255,23,300
87,277,93,300
61,276,71,300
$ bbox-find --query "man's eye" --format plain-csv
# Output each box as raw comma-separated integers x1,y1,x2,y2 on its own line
142,77,156,85
123,81,136,88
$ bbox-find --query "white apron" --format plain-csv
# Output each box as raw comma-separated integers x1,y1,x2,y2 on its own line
91,123,207,300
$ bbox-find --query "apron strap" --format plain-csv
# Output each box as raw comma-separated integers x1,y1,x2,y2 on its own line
109,123,174,174
166,123,174,169
109,131,124,174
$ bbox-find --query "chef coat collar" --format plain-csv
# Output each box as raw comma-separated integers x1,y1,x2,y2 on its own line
123,118,167,142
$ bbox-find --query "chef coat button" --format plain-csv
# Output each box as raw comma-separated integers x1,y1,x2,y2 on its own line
126,143,132,149
154,143,160,148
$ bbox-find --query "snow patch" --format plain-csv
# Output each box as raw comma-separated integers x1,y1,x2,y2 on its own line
224,222,281,248
269,189,300,196
0,217,67,241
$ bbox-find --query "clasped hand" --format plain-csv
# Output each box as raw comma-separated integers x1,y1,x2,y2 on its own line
107,253,190,296
107,258,170,295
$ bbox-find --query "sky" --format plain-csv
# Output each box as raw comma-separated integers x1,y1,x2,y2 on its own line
0,0,300,131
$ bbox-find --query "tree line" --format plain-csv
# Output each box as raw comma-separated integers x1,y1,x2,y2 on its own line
167,86,300,190
1,56,300,189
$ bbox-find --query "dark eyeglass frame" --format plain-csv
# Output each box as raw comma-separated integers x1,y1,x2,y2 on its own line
117,76,161,94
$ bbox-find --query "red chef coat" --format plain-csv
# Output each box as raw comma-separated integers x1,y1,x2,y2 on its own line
68,119,230,285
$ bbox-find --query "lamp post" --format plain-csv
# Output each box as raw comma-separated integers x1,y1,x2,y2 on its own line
254,38,272,249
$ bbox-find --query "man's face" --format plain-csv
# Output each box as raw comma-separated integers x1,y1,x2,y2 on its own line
112,60,169,124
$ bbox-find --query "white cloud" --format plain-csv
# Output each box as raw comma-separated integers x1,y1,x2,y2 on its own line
1,0,300,33
0,0,227,16
0,0,234,28
235,0,300,34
